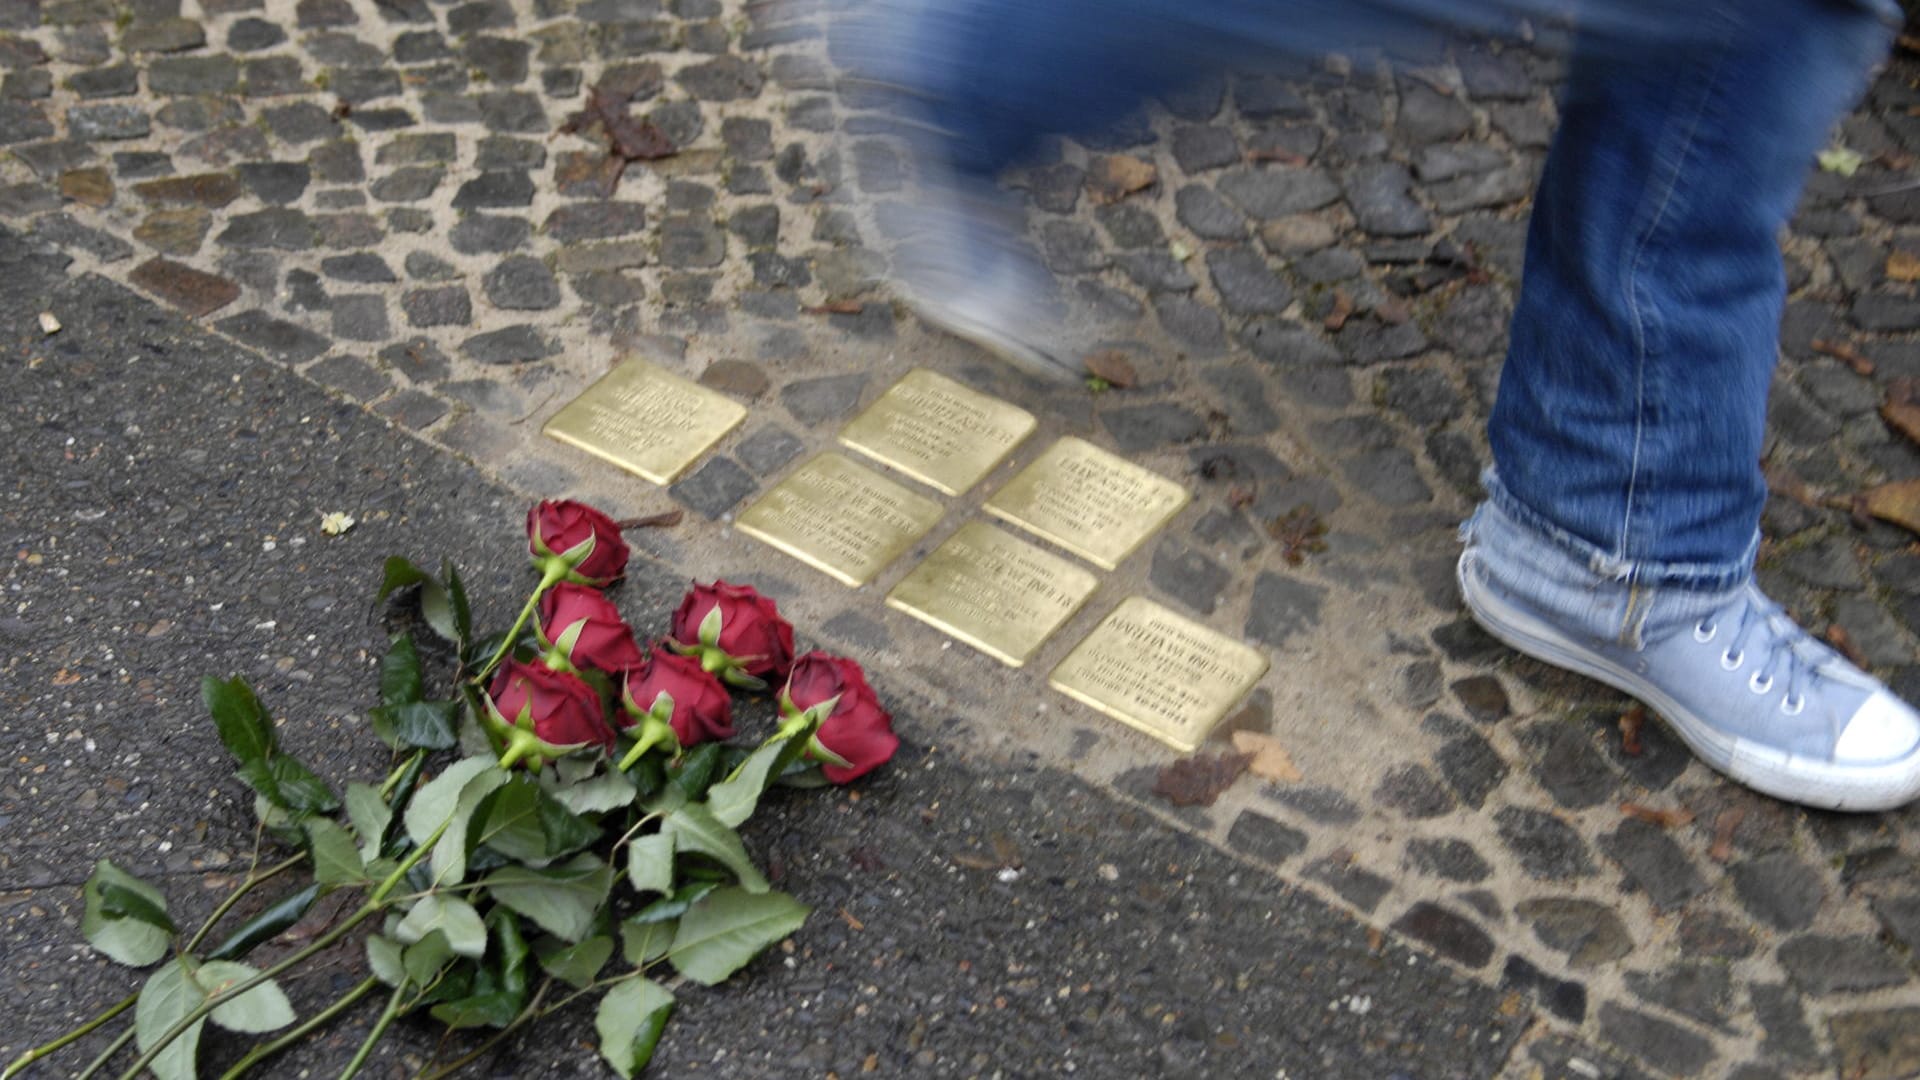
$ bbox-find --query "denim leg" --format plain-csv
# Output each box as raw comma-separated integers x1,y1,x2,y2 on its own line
1488,0,1897,591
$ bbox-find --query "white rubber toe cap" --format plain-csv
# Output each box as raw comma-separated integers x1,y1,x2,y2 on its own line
1833,690,1920,765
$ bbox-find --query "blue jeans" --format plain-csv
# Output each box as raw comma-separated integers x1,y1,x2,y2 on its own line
871,0,1898,591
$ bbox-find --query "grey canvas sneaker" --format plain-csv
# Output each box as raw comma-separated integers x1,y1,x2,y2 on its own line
1459,496,1920,812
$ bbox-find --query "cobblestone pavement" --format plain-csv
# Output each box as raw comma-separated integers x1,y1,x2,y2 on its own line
4,0,1920,1073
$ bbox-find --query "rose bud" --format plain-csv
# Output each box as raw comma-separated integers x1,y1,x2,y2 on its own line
668,581,795,690
526,500,630,586
779,652,897,784
484,658,616,769
536,583,643,674
615,651,734,771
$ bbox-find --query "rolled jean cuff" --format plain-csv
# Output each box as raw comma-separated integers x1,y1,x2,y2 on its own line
1477,468,1760,594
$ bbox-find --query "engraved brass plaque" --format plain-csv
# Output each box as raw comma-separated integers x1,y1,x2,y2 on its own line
544,358,748,485
984,437,1189,570
837,369,1037,496
735,453,946,587
886,521,1099,667
1049,597,1270,752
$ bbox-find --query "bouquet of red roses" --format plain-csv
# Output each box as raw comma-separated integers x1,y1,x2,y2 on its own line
6,501,898,1080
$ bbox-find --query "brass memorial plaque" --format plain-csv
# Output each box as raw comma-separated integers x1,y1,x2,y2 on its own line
984,437,1189,570
1049,597,1270,752
837,369,1038,496
735,453,946,587
886,521,1100,667
544,359,748,485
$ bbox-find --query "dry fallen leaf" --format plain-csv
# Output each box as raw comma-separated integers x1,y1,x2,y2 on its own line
1826,624,1869,668
616,510,683,530
1618,704,1646,757
1153,752,1253,807
1374,297,1413,325
1246,146,1307,167
1861,479,1920,534
1267,504,1329,566
803,300,863,315
1883,398,1920,447
1889,251,1920,283
1082,350,1138,389
1761,460,1824,510
1231,731,1303,783
1813,338,1875,377
1323,289,1355,332
1086,155,1158,204
1620,802,1694,829
1709,808,1745,863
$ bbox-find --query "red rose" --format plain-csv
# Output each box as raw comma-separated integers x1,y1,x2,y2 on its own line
620,651,735,747
537,583,643,673
782,652,897,783
488,659,615,762
670,581,795,687
527,500,629,586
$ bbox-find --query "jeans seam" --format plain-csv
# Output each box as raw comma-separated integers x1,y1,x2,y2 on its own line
1617,7,1739,565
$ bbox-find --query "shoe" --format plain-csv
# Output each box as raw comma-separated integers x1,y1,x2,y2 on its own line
1459,503,1920,812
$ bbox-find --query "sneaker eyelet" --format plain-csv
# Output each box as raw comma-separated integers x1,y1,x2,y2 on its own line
1693,622,1717,643
1782,695,1805,716
1720,649,1743,671
1749,672,1773,695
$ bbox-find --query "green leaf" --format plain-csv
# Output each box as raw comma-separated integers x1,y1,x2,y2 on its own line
199,961,295,1034
394,895,488,958
626,833,674,897
366,935,405,987
542,766,640,816
444,560,473,646
594,978,675,1079
369,700,460,753
306,819,366,887
82,860,173,967
431,912,528,1030
482,853,613,944
379,753,427,858
706,732,810,829
668,743,725,801
535,935,613,989
208,883,319,962
379,634,424,706
489,909,529,997
263,753,341,816
203,676,274,766
376,557,457,643
474,780,548,863
377,556,433,603
630,883,716,926
430,989,521,1031
662,804,768,893
346,782,390,864
618,917,675,967
538,789,601,857
136,958,208,1080
668,887,810,986
405,757,508,887
402,930,457,987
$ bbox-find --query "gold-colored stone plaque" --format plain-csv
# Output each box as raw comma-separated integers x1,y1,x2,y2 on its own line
984,437,1189,570
837,369,1037,496
735,453,946,587
1049,597,1269,752
885,521,1099,667
544,358,748,485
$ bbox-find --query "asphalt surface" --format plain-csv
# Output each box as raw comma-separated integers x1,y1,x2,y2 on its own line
0,225,1523,1078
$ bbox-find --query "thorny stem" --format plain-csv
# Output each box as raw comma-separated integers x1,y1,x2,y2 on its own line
1,995,134,1080
71,1025,137,1080
337,983,408,1080
184,854,306,954
116,819,449,1080
474,563,568,685
414,981,553,1080
217,975,380,1080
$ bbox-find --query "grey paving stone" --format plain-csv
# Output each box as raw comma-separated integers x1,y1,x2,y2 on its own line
1344,162,1431,236
1304,855,1392,914
1205,246,1291,314
1373,763,1455,819
371,166,442,203
1040,219,1107,274
1093,202,1163,249
670,456,757,519
1495,807,1595,881
32,212,131,260
452,169,534,209
1171,124,1240,174
373,388,449,429
215,308,329,363
476,136,544,170
1225,810,1307,865
217,208,314,250
1779,934,1910,995
227,16,284,50
1173,183,1247,240
1674,910,1755,960
735,426,803,475
320,253,395,283
572,271,643,307
1151,294,1227,353
660,217,726,268
1501,955,1587,1023
1020,162,1082,213
1829,1006,1920,1080
781,373,867,424
377,337,450,383
1102,404,1204,453
1405,838,1491,883
1245,572,1326,648
1149,540,1229,615
67,64,136,98
1217,166,1340,219
1117,251,1197,293
330,294,389,341
546,202,647,242
1524,721,1618,809
677,54,762,100
149,55,238,95
1390,902,1492,968
307,353,391,401
1625,962,1731,1029
309,140,363,182
483,255,560,310
401,286,470,327
1266,784,1361,825
450,213,530,254
69,104,150,140
1748,982,1821,1066
234,161,309,205
1201,367,1280,436
1597,1003,1714,1078
462,324,556,364
1515,897,1633,968
1425,714,1507,809
1728,852,1826,932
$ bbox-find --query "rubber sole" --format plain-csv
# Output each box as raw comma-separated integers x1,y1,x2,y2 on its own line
1458,552,1920,812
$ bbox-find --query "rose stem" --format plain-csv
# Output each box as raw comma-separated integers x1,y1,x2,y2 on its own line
217,975,380,1080
474,563,569,685
335,982,408,1080
115,819,449,1080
